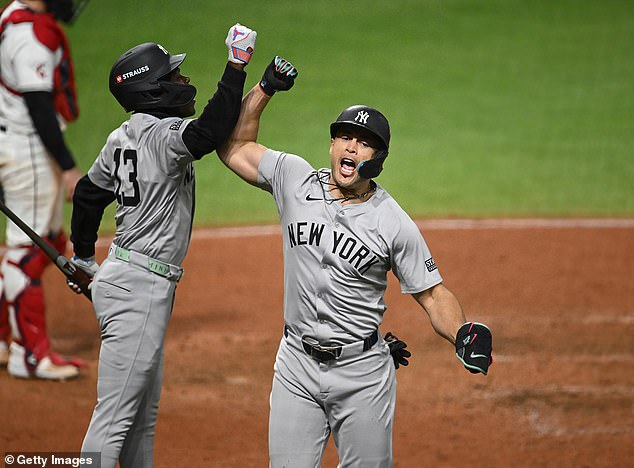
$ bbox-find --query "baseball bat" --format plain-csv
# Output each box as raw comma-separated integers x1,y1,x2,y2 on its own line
0,199,92,300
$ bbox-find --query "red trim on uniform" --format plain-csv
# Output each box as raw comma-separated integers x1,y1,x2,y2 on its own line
50,351,84,368
0,74,21,96
0,7,79,122
32,14,64,51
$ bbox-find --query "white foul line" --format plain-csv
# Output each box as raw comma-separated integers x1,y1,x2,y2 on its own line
188,217,634,242
415,218,634,230
85,218,634,248
1,218,632,252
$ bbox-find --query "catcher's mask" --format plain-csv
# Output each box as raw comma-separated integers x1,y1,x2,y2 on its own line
44,0,89,24
109,42,197,114
330,105,390,179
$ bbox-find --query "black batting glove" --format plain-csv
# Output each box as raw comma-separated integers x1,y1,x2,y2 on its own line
259,56,298,96
384,332,411,369
455,322,493,375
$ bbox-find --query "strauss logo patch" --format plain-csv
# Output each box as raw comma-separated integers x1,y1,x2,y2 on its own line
116,65,150,83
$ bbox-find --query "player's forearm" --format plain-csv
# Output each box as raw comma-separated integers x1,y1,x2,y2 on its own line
70,175,115,258
414,284,466,345
23,91,76,170
217,84,270,161
182,64,246,158
234,84,272,143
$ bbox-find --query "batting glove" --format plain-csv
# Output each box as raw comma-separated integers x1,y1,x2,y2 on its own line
66,256,99,294
259,56,298,96
455,322,493,375
225,23,256,64
384,332,411,369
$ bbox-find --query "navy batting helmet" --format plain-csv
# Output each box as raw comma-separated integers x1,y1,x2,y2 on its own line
109,42,196,113
330,105,390,178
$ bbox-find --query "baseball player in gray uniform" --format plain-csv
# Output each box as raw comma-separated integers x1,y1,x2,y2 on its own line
218,58,493,467
67,24,257,467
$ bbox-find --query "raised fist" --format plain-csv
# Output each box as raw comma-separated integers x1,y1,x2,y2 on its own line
225,23,257,64
259,56,298,96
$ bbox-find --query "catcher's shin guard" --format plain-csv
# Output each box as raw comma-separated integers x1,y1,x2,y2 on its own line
2,245,52,366
0,271,10,343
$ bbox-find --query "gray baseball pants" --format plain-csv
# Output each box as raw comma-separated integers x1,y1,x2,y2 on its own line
269,331,396,467
81,251,179,468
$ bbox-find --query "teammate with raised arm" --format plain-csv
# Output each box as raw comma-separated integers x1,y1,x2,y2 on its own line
0,0,87,380
68,24,256,467
217,58,493,467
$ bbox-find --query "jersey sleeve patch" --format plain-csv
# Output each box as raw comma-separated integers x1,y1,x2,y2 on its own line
425,257,437,272
169,119,184,131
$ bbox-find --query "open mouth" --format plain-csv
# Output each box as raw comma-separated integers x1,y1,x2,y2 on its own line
340,158,356,177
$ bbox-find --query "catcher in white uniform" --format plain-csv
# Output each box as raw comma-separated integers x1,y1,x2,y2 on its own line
218,58,493,467
0,0,86,379
68,24,256,467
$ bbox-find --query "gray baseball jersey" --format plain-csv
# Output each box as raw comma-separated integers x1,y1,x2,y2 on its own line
76,51,246,466
81,113,196,467
258,149,442,342
88,113,196,266
260,149,443,467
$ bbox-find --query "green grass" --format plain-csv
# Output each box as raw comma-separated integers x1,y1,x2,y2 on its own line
2,0,633,235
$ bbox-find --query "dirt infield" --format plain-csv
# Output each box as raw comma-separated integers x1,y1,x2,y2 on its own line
1,222,632,467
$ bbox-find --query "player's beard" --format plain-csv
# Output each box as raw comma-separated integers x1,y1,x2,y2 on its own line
329,168,371,199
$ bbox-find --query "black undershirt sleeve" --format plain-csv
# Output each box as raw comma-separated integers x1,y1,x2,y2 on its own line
22,91,76,171
182,64,246,159
70,175,116,258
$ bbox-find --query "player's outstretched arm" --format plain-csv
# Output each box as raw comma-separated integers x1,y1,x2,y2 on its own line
217,85,270,185
217,56,298,185
412,284,493,375
183,23,255,159
412,283,466,345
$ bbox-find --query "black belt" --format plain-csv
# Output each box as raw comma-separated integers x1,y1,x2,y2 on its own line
284,326,379,363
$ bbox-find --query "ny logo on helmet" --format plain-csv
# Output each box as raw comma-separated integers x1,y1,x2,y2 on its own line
355,111,369,124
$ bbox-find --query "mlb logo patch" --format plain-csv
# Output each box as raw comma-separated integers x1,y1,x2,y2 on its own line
170,120,184,131
425,258,437,272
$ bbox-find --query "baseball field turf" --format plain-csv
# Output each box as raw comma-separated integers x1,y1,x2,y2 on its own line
5,0,634,231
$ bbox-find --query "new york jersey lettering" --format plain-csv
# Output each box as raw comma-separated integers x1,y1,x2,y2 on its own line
332,230,380,274
287,224,380,275
287,222,325,248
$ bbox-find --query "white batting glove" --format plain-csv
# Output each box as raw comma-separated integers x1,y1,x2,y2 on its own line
225,23,256,64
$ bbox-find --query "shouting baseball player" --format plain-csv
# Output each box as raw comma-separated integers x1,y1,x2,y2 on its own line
217,58,493,467
67,24,256,467
0,0,87,380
